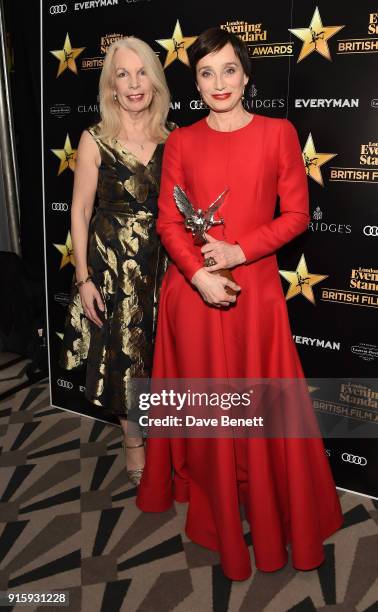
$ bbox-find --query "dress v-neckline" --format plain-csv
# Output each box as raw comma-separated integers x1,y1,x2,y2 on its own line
114,139,159,169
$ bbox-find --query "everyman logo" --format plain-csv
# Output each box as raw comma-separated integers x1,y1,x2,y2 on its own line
74,0,119,10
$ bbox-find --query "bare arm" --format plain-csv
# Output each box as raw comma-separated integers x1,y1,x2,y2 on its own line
71,130,104,327
71,130,100,282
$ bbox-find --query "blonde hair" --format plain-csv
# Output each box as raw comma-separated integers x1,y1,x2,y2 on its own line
98,36,171,142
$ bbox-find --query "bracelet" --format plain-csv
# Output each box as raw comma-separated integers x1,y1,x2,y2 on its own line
75,275,92,288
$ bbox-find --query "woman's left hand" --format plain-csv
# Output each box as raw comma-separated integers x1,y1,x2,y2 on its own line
201,233,246,271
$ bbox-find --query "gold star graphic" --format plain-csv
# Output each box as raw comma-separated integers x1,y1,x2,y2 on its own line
56,332,64,341
156,20,197,69
53,231,75,270
50,33,85,77
279,254,328,304
51,134,77,175
289,7,344,62
302,133,337,186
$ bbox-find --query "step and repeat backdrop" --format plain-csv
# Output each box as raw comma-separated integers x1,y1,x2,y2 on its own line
42,0,378,497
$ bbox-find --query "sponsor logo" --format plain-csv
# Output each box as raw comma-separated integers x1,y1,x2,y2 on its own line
79,385,86,392
54,292,71,307
51,202,69,211
74,0,118,10
81,33,124,71
51,134,77,175
190,99,208,110
57,379,73,389
368,11,378,34
279,254,328,304
53,231,75,269
78,104,99,113
314,399,378,423
351,342,378,362
309,206,351,234
295,98,359,109
49,103,71,118
169,101,181,110
341,453,367,466
340,382,378,410
49,4,68,14
156,20,197,69
220,19,293,58
322,267,378,309
50,34,85,77
302,134,337,186
244,84,285,111
290,8,344,62
330,141,378,184
338,12,378,54
293,335,341,351
325,449,331,457
371,99,378,108
363,225,378,236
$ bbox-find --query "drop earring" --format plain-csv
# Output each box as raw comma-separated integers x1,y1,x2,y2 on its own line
113,92,117,101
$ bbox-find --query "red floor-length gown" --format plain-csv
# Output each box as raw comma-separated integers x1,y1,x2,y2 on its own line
136,115,343,581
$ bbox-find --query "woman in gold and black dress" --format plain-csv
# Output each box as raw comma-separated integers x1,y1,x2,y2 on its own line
60,37,173,485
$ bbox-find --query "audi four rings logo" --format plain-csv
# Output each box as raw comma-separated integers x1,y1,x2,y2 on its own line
341,453,367,466
57,379,73,389
50,4,67,14
190,100,208,110
363,225,378,236
52,202,69,211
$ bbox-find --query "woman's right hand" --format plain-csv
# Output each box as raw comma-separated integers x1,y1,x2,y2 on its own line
191,269,241,307
79,281,105,328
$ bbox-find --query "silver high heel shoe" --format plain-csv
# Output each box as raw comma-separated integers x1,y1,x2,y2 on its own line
123,441,145,486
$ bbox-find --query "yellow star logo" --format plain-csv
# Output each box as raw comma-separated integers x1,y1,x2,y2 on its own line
156,20,197,69
56,332,64,340
51,134,77,175
53,231,75,269
289,7,344,62
302,133,337,186
50,33,85,77
279,254,328,304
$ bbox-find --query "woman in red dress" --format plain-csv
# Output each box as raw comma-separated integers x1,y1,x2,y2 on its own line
136,28,343,581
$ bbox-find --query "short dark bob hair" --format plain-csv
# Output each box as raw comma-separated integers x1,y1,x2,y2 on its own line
188,27,252,82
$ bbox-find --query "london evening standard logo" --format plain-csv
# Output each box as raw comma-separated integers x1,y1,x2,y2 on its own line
329,141,378,184
337,11,378,55
81,33,124,71
220,20,293,58
314,381,378,424
321,267,378,309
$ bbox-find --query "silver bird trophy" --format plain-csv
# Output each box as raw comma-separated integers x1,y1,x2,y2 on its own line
173,185,237,295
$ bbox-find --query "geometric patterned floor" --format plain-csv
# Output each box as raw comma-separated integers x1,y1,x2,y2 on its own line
0,370,377,611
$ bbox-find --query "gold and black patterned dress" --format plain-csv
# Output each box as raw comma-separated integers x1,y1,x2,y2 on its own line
59,122,171,417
